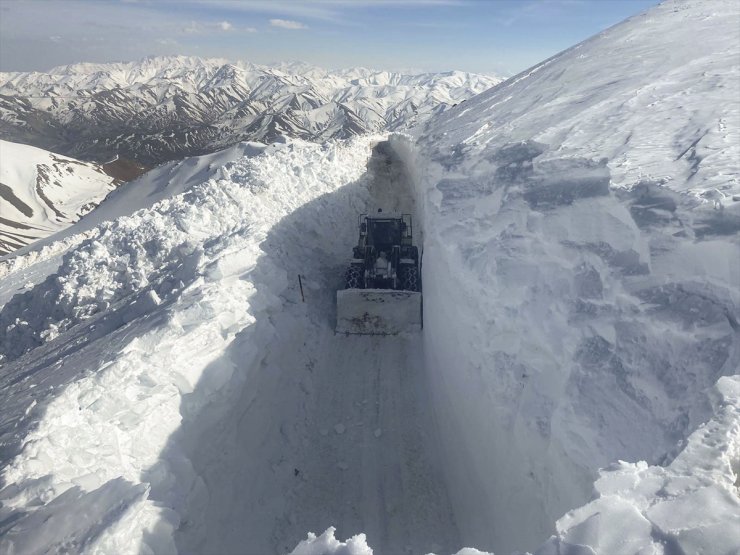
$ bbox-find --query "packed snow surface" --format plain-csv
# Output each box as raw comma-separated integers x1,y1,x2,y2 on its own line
1,0,739,554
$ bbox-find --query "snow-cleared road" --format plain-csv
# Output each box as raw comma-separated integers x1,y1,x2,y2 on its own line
169,142,458,555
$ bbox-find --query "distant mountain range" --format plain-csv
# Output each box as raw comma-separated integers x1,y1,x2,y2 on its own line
0,56,500,166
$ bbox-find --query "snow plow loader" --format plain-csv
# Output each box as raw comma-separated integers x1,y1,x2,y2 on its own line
336,211,422,335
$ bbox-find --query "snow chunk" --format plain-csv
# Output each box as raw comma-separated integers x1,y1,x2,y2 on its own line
0,478,176,555
289,527,373,555
537,375,740,555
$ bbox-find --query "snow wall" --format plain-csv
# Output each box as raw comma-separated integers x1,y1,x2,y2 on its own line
391,133,588,552
0,138,377,553
389,124,740,554
383,1,740,551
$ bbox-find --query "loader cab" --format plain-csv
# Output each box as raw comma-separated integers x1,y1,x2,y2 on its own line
358,213,412,251
366,219,401,250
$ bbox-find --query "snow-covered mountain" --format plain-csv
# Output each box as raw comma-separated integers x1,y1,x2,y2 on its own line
0,56,500,165
394,0,740,551
0,140,126,255
0,1,738,555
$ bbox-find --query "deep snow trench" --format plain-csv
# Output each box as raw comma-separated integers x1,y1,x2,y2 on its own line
1,134,737,555
166,142,458,554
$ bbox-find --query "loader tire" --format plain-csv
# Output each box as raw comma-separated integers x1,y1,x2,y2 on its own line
401,266,419,292
345,264,363,289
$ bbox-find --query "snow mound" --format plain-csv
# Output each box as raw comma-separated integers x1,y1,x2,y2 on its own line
289,527,373,555
0,140,267,263
538,375,740,555
0,141,277,363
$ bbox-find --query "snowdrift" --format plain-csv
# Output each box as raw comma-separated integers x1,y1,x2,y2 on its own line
1,140,268,264
0,137,372,552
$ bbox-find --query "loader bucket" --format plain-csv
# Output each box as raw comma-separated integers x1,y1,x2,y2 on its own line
336,289,422,335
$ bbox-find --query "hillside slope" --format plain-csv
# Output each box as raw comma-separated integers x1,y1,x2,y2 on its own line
0,140,121,255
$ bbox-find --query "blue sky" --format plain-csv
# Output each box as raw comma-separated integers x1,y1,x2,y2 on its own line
0,0,659,75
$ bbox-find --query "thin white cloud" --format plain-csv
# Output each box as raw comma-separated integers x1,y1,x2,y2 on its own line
183,20,236,34
183,21,200,34
493,0,588,27
181,0,469,25
269,18,308,30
